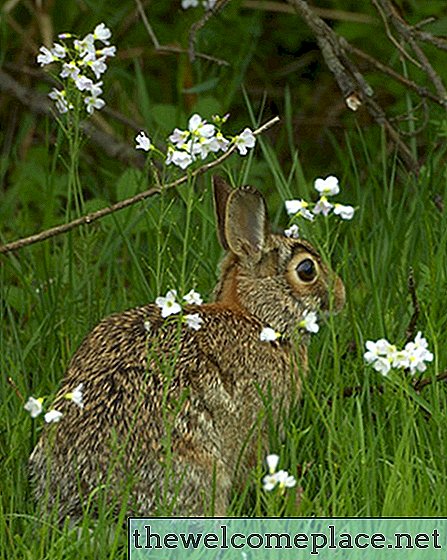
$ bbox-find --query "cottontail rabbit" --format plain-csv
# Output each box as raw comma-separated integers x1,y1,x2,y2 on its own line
30,176,345,520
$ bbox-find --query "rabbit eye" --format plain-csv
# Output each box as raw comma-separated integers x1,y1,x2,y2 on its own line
296,258,318,283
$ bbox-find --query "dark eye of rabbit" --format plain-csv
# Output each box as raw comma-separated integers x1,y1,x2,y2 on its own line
296,258,317,282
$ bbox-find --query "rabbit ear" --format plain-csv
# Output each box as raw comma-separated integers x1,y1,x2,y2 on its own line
213,176,232,250
225,185,268,260
213,176,268,259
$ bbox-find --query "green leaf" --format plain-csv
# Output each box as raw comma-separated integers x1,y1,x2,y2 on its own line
190,96,222,119
182,77,220,94
151,103,182,134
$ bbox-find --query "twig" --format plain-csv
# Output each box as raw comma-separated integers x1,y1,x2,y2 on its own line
414,371,447,392
7,377,24,401
188,0,231,63
405,267,420,344
348,43,447,108
135,0,230,66
242,0,377,24
0,116,280,255
374,0,447,100
371,0,421,69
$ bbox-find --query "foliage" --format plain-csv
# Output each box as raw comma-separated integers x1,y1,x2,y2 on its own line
1,1,447,559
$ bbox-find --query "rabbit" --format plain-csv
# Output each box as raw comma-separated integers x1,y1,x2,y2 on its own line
29,176,345,521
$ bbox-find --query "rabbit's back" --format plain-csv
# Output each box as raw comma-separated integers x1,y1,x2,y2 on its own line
30,302,302,518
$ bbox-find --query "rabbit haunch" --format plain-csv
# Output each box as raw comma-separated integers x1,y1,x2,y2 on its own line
29,177,345,519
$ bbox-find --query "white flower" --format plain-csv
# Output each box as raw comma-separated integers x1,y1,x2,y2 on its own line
364,338,395,375
74,35,95,57
144,320,151,333
166,148,194,169
363,338,395,364
155,289,182,318
313,196,334,217
275,469,297,489
284,224,299,239
262,454,296,492
260,327,281,342
314,175,340,197
24,396,43,418
188,137,211,160
371,356,392,376
404,332,434,374
48,88,73,114
135,131,152,152
182,0,199,8
391,349,411,369
169,128,190,147
51,43,67,59
284,199,314,221
93,23,112,45
185,313,204,331
233,128,256,155
37,46,56,66
65,383,84,409
87,81,103,97
74,74,94,92
83,54,108,79
97,46,116,58
44,409,63,423
60,61,80,79
201,136,222,154
333,203,355,220
214,132,230,152
266,453,280,474
188,114,215,139
84,94,105,114
262,473,278,492
299,310,319,333
183,289,203,305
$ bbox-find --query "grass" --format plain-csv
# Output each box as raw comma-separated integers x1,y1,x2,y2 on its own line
2,6,447,559
1,116,447,558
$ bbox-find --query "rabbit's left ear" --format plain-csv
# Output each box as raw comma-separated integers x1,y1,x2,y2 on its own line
213,176,232,251
224,185,268,260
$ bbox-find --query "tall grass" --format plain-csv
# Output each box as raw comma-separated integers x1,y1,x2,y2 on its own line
2,76,447,560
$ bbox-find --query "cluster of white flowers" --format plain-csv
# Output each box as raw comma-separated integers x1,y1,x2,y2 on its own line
181,0,217,9
135,113,256,170
37,23,115,115
24,383,84,423
284,176,355,237
262,454,297,493
260,310,319,343
364,332,434,376
152,288,204,331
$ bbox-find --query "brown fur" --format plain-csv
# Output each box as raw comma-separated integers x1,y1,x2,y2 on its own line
29,178,345,520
